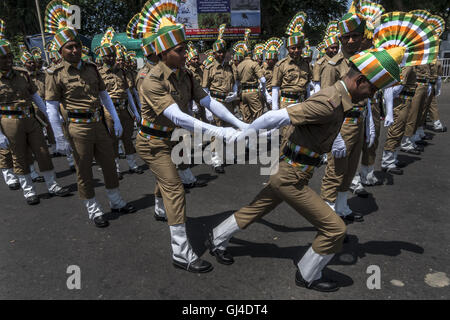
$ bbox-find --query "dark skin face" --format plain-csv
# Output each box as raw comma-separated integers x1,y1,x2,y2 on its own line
61,41,82,64
233,59,240,67
116,57,126,69
24,59,36,72
266,58,277,68
213,49,225,64
325,43,339,58
0,53,13,72
288,44,303,61
161,42,187,69
360,37,373,51
103,53,115,66
344,72,378,104
339,31,363,55
189,55,200,68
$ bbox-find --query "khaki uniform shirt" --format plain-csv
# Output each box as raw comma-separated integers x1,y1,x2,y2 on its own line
236,56,264,86
284,80,353,154
136,62,156,93
263,63,274,92
187,64,203,85
401,66,417,88
272,55,311,94
202,58,235,94
45,60,106,112
140,61,207,131
428,61,442,81
312,54,332,83
320,51,353,88
29,70,46,98
98,64,128,100
414,64,431,82
0,67,37,109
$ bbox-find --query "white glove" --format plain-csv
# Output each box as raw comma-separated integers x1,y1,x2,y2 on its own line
205,108,214,122
271,87,279,110
224,91,238,103
114,120,123,137
0,131,9,149
436,77,441,97
392,85,404,98
331,133,346,158
427,83,432,97
383,87,394,127
55,135,72,155
265,91,272,105
366,100,376,148
192,101,199,114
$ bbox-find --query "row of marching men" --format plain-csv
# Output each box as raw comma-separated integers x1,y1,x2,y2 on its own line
0,0,445,293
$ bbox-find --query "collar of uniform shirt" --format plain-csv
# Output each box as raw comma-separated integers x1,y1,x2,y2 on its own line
339,80,354,111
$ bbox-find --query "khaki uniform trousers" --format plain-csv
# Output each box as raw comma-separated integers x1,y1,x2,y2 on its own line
0,117,53,175
36,109,56,145
241,90,263,123
321,120,365,203
234,160,346,255
418,88,435,128
404,84,428,137
428,94,439,122
105,107,136,158
383,97,413,152
68,121,119,199
361,101,381,166
0,147,34,169
136,134,186,226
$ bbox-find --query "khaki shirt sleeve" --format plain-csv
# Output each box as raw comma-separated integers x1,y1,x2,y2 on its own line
45,72,62,101
141,77,175,116
192,74,208,103
320,63,337,89
27,73,38,95
286,97,335,126
96,68,107,92
254,63,264,79
271,64,281,87
201,66,210,88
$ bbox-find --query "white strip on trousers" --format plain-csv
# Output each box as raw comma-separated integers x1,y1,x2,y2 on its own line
114,158,121,173
29,164,40,180
42,170,59,192
298,246,334,284
382,150,396,168
154,196,167,218
335,192,352,216
212,214,240,250
126,154,138,169
18,174,36,198
2,168,18,185
106,188,126,209
84,197,104,219
66,153,75,166
177,168,197,184
170,223,198,264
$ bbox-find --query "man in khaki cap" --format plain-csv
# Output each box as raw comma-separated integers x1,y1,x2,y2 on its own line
45,18,135,227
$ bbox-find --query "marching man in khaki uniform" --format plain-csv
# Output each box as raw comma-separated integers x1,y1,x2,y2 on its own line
428,59,445,132
205,11,437,292
272,12,311,112
44,0,135,227
319,11,375,221
235,29,267,123
95,28,142,179
312,21,339,93
202,24,239,173
0,20,70,205
262,37,283,109
134,0,247,273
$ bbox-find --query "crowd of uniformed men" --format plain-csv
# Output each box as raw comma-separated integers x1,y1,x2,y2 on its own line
0,0,446,292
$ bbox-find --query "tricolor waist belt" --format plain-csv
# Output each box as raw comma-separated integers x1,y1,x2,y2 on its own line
112,98,127,110
280,91,305,104
139,119,174,140
280,141,321,173
398,89,415,101
416,78,428,85
210,90,227,102
67,109,101,123
344,106,365,124
0,106,33,119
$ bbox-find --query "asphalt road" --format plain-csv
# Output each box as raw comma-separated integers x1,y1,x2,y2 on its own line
1,84,449,300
